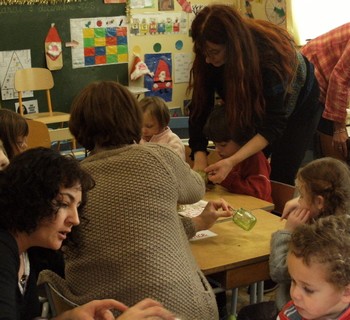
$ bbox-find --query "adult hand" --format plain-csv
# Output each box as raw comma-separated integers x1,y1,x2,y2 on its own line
56,298,176,320
284,208,310,232
332,129,348,158
281,197,300,220
192,199,232,232
56,299,128,320
117,298,176,320
204,158,234,184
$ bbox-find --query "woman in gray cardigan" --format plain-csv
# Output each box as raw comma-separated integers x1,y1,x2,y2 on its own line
39,81,231,320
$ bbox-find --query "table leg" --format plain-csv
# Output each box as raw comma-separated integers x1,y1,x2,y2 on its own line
249,283,257,304
230,288,239,317
257,281,264,302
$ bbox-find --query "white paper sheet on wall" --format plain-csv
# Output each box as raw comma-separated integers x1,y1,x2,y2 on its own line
0,49,32,101
174,52,192,83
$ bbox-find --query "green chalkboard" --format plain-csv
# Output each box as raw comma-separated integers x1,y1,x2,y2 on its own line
0,0,128,113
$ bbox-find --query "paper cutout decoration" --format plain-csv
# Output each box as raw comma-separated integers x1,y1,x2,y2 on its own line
176,0,192,13
152,58,172,93
45,23,63,70
130,54,154,80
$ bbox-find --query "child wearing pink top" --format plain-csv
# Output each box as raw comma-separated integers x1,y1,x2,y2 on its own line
140,96,185,161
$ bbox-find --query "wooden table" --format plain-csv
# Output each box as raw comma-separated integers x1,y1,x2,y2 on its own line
204,184,274,212
190,209,284,316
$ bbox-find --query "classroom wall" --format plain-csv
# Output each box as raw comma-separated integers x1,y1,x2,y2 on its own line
0,0,280,114
0,1,127,113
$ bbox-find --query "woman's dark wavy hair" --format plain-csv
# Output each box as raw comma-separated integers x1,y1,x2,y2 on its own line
188,4,297,130
0,147,95,250
69,81,142,151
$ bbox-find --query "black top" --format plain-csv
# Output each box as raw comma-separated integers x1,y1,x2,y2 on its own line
188,52,314,157
0,230,40,320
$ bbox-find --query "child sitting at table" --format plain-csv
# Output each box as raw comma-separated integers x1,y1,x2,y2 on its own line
203,104,272,202
238,157,350,320
278,214,350,320
139,96,185,161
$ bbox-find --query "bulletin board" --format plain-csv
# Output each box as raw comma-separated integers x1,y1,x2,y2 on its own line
0,1,127,113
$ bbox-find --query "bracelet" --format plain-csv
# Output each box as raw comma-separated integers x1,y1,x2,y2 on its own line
334,128,347,134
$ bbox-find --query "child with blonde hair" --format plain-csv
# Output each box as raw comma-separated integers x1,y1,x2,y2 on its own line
278,214,350,320
140,96,185,160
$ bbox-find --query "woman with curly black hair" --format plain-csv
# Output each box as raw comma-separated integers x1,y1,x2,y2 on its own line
0,147,177,320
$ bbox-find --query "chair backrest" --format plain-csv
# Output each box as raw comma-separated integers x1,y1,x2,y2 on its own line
270,180,297,216
15,68,54,116
26,119,77,151
43,282,77,317
26,119,51,149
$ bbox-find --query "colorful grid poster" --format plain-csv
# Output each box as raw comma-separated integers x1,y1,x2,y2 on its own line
70,16,128,69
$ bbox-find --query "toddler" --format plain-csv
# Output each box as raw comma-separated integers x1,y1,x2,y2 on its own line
270,157,350,311
140,96,185,160
278,214,350,320
238,157,350,320
203,104,272,202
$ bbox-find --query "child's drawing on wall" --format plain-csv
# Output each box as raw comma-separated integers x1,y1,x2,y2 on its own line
159,0,174,11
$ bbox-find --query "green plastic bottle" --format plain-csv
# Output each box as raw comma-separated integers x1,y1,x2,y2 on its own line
232,208,257,231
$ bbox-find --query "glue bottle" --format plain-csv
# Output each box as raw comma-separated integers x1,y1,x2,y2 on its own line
231,208,257,231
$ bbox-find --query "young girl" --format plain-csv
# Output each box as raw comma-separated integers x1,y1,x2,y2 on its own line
278,215,350,320
139,96,185,161
0,109,28,160
238,157,350,320
270,157,350,311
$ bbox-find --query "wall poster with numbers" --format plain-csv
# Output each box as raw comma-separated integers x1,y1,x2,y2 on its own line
70,16,128,69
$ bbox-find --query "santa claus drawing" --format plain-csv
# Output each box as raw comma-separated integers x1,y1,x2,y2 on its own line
152,59,172,93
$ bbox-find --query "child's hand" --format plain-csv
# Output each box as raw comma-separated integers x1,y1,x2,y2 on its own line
281,197,300,220
284,208,310,232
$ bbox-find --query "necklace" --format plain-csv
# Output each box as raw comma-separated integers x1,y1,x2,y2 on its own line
18,252,29,295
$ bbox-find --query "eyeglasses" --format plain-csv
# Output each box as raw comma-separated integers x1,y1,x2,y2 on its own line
205,48,222,58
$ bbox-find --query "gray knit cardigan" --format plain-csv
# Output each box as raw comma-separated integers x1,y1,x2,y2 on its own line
39,143,219,320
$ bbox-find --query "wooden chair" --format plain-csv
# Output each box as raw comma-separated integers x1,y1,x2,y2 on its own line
15,68,70,124
26,119,51,149
42,282,77,317
26,119,76,151
270,180,297,216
